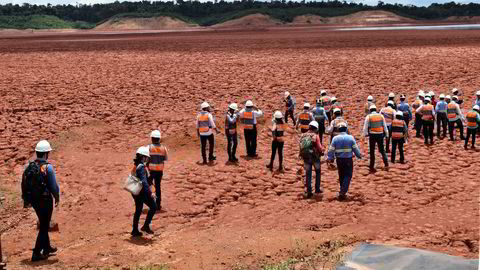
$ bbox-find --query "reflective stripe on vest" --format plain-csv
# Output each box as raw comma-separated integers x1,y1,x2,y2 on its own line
369,114,385,134
225,115,237,135
466,111,478,128
299,112,311,130
391,119,405,140
243,111,255,130
197,113,211,133
421,105,434,121
149,145,166,171
382,108,395,125
335,145,352,153
447,103,457,120
322,97,332,111
333,118,347,136
275,124,286,142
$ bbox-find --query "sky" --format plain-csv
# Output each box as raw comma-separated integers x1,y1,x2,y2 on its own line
0,0,479,7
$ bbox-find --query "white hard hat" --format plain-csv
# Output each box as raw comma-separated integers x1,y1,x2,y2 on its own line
369,105,377,110
331,97,337,102
367,95,373,101
400,94,406,99
445,95,451,100
229,103,238,110
387,100,394,105
452,95,458,100
418,90,425,95
452,88,459,93
333,108,341,114
337,122,347,129
35,140,52,152
320,90,327,95
429,91,435,97
245,100,254,107
284,91,290,98
396,111,403,117
136,146,150,158
473,105,480,110
439,94,445,99
303,103,311,108
201,102,210,109
150,130,161,139
419,92,425,98
309,121,319,129
476,90,480,96
389,92,395,98
425,97,431,102
274,110,283,119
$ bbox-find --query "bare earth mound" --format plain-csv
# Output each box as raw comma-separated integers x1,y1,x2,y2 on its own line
212,13,282,28
446,16,480,23
95,16,197,30
292,14,328,25
327,10,414,25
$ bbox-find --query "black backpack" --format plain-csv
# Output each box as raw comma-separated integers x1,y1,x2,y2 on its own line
22,161,48,205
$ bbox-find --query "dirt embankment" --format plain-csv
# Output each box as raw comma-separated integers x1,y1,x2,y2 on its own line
211,14,283,28
445,16,480,23
95,16,198,30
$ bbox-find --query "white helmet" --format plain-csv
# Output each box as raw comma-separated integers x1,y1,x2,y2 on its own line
337,122,347,129
320,90,327,95
445,95,451,100
136,146,150,158
396,111,403,117
452,95,458,100
229,103,238,110
389,92,395,98
333,108,341,114
425,97,431,102
331,97,337,102
418,90,425,95
274,110,283,119
419,92,425,98
474,105,480,110
452,88,459,94
367,95,373,101
309,121,319,129
284,91,290,98
439,94,445,99
429,91,435,97
245,100,254,107
387,100,394,105
201,102,210,109
369,105,377,111
303,103,311,109
476,90,480,96
35,140,52,152
150,130,161,139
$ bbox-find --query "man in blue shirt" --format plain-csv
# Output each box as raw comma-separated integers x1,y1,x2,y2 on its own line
327,122,362,201
435,94,449,138
284,91,296,125
397,94,412,128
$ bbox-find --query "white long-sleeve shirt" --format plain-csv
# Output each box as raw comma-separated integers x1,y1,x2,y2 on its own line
196,112,216,136
445,101,464,122
363,113,389,137
239,108,263,124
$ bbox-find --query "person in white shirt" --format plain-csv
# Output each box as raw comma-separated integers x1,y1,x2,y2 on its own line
239,100,263,157
196,102,219,164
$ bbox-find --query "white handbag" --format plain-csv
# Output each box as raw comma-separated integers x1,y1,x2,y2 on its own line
124,174,142,196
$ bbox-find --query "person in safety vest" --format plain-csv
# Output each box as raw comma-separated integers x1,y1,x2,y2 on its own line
365,95,376,116
196,102,220,164
239,100,263,157
331,97,343,115
363,105,389,171
225,103,240,162
412,91,425,137
465,105,480,149
320,90,333,122
475,91,480,135
284,91,296,125
417,97,436,145
380,100,396,153
397,94,412,128
148,130,168,210
385,92,397,110
429,91,437,107
295,103,314,133
327,108,348,144
390,111,408,164
267,111,287,171
327,122,362,201
452,88,464,106
299,121,324,199
435,94,449,139
311,99,329,144
446,95,465,141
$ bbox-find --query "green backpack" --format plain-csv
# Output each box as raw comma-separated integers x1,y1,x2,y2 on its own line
299,134,317,160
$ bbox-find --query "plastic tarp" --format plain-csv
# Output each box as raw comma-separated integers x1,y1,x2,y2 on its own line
337,243,479,270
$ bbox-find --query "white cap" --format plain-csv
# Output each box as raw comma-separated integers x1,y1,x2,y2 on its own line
331,97,337,102
452,88,459,93
35,140,52,152
150,130,161,139
337,122,347,129
229,103,238,110
425,97,431,102
320,90,327,95
389,92,395,98
333,108,341,114
370,105,377,110
419,92,425,98
303,103,311,108
452,96,458,100
474,105,480,110
367,95,373,101
445,95,451,100
387,100,394,105
476,90,480,96
309,121,319,129
396,111,404,117
136,146,150,158
245,100,254,107
274,110,283,119
418,90,425,95
284,91,290,98
201,102,210,109
439,94,445,99
429,91,435,96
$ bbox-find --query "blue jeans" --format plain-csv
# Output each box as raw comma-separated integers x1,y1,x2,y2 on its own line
304,159,321,194
336,158,353,196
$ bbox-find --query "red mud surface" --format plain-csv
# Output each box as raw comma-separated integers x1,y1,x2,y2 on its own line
0,28,479,269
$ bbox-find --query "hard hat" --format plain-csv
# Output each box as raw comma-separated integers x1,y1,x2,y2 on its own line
284,91,290,98
303,103,311,108
396,111,403,117
400,94,406,99
331,97,337,102
474,105,480,110
387,100,394,105
419,92,425,98
201,102,210,109
452,96,458,100
425,97,431,102
316,99,322,104
320,90,327,95
245,100,254,107
309,121,319,129
418,90,425,95
333,108,341,114
439,94,445,99
389,92,395,98
445,95,451,100
429,91,435,97
229,103,238,110
452,88,459,94
476,90,480,96
274,110,283,119
35,140,52,152
425,93,431,98
337,122,347,128
369,105,377,110
367,95,373,101
136,146,150,158
150,130,161,139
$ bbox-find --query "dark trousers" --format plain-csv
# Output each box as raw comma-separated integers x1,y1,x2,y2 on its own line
32,195,53,254
150,171,163,209
226,132,238,160
304,160,321,194
369,134,388,169
391,139,404,163
336,158,353,196
244,127,257,156
284,109,296,125
269,140,284,167
415,113,423,137
326,111,332,123
449,119,465,140
385,126,392,152
465,128,477,148
436,113,448,138
317,123,326,144
200,134,214,162
132,194,156,231
423,120,434,144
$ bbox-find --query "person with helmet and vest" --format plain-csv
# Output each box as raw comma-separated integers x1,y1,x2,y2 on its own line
196,102,219,164
475,91,480,135
320,90,332,122
295,103,314,134
397,94,412,128
21,140,59,262
465,105,480,149
300,121,325,199
225,103,240,162
331,97,343,115
363,105,389,171
284,91,296,125
390,111,408,164
446,95,465,141
365,95,376,116
412,91,425,137
131,146,157,236
435,94,449,139
429,91,437,107
380,101,396,153
148,130,168,210
417,97,436,145
267,111,287,171
327,122,362,201
452,88,464,106
386,92,397,110
311,99,329,144
327,108,348,144
239,100,263,157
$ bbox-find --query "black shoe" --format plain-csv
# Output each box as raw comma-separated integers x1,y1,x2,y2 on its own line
278,166,284,172
202,160,207,164
131,230,143,237
141,226,154,234
232,157,239,162
315,188,324,194
43,246,57,256
386,149,390,153
338,194,347,201
266,164,273,170
303,192,313,199
31,252,48,262
209,156,216,161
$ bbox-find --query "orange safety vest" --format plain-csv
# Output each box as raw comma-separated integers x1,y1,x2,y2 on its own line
242,111,255,130
148,144,166,171
298,112,311,130
421,104,434,121
197,113,211,133
466,111,479,129
412,100,422,114
381,107,395,125
391,119,405,140
447,103,458,120
274,124,287,142
368,114,385,134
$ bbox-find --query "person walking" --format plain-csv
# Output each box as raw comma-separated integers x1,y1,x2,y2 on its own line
320,90,332,122
412,91,425,137
363,105,389,171
465,105,480,149
391,111,408,164
196,102,220,164
364,95,375,116
380,100,396,153
299,121,324,198
435,94,449,139
386,92,397,110
240,100,263,157
327,108,348,144
452,88,464,106
418,97,436,145
397,94,412,128
446,96,465,141
267,111,286,171
225,103,239,162
131,146,157,236
21,140,59,262
331,97,343,115
327,122,362,201
475,91,480,107
295,103,314,134
311,99,329,144
284,91,296,125
148,130,168,210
